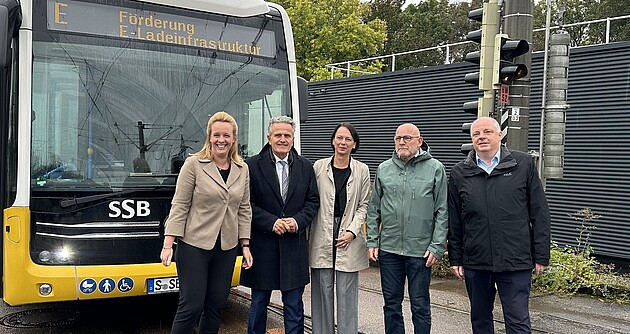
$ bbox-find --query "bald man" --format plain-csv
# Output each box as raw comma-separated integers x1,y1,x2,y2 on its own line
366,123,448,333
448,117,550,334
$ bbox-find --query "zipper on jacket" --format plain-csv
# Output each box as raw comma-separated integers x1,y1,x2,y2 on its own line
401,167,406,255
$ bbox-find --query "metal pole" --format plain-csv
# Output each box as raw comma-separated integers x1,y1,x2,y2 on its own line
392,55,396,72
445,45,450,64
137,121,146,159
606,17,611,44
538,0,553,183
503,0,534,153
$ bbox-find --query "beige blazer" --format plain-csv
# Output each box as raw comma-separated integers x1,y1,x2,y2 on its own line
165,156,251,250
309,157,371,272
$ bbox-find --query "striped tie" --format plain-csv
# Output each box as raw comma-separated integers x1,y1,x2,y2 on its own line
280,161,288,202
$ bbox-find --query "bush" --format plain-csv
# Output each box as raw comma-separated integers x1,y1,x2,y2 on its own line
532,243,630,304
531,208,630,304
432,252,453,278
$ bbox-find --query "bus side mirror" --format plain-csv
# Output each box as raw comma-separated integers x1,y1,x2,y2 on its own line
297,76,308,123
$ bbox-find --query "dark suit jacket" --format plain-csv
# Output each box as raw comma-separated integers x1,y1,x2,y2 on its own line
240,144,319,290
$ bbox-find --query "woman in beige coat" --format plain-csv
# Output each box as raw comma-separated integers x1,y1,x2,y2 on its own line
309,123,371,334
160,111,252,334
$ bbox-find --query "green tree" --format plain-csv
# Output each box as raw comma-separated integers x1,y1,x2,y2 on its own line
364,0,405,70
275,0,387,81
533,0,630,51
366,0,483,71
391,0,454,68
600,0,630,42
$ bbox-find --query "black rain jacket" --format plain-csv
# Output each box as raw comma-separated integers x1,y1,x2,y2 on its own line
447,147,550,272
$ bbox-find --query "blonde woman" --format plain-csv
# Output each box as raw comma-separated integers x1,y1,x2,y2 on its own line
160,111,252,334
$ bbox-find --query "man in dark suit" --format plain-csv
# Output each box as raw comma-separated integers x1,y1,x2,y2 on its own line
241,116,319,334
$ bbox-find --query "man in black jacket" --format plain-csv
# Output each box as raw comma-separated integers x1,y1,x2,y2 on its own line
241,116,319,334
448,117,550,334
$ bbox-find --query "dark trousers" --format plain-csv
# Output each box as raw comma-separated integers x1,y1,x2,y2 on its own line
171,241,237,334
247,287,305,334
379,250,432,334
464,269,532,334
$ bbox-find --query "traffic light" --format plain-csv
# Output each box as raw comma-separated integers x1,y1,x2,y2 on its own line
463,4,498,94
461,0,499,155
493,34,529,86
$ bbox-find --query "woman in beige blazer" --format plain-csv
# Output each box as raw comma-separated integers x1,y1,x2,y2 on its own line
309,123,371,334
160,111,252,334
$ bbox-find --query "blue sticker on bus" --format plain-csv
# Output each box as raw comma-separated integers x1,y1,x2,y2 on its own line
79,278,97,294
98,278,116,294
117,277,134,292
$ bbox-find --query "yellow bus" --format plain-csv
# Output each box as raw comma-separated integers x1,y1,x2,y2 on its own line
0,0,306,306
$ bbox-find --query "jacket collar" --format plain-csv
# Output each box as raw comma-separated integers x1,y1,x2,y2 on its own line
259,143,296,166
199,159,243,190
325,155,353,169
256,143,300,204
463,146,517,176
390,141,432,168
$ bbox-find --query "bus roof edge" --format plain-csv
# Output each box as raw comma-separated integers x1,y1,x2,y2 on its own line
136,0,270,17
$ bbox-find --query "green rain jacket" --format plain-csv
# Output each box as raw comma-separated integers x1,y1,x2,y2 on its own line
366,143,448,259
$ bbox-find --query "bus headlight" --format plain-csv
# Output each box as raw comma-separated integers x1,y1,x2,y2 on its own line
39,250,52,263
55,247,71,263
39,283,53,296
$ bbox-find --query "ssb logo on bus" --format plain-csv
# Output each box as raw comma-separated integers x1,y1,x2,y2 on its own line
109,199,151,218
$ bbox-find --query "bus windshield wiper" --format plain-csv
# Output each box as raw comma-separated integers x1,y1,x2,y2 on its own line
59,187,160,208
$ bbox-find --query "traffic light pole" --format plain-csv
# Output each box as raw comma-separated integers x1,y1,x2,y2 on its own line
503,0,534,152
460,0,500,155
477,0,499,118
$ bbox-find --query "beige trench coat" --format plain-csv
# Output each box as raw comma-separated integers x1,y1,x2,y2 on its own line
309,157,370,272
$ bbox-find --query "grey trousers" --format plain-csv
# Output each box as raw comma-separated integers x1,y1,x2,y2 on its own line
311,268,359,334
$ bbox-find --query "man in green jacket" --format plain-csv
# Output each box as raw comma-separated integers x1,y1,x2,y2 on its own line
366,123,448,334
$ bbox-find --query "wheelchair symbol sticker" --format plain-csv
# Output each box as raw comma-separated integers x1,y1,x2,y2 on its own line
98,278,115,294
79,278,97,294
117,277,134,293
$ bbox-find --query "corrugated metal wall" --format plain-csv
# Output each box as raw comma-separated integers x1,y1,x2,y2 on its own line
302,41,630,260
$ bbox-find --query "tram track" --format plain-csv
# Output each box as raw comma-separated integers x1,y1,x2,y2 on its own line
229,282,629,334
231,289,372,334
358,283,630,334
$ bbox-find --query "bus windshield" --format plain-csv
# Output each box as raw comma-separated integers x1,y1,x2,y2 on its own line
31,1,291,190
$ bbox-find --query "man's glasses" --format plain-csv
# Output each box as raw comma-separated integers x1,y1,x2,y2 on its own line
394,135,420,143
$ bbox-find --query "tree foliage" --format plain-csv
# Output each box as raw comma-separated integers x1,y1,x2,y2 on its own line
274,0,387,81
361,0,630,72
532,0,630,51
277,0,630,79
366,0,484,70
534,0,602,50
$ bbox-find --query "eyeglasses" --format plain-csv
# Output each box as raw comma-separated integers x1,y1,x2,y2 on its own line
394,135,420,143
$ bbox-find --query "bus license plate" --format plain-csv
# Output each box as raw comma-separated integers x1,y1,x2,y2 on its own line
147,277,179,294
